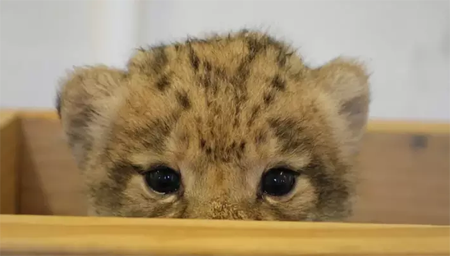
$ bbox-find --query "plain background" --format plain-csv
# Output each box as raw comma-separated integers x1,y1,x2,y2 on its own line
1,0,449,121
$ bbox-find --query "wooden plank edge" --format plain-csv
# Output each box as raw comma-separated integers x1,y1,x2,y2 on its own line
0,214,449,256
367,120,449,134
0,111,19,129
0,108,59,120
0,113,21,214
1,109,449,134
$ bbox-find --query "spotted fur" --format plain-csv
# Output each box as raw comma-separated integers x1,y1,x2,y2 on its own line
57,30,370,221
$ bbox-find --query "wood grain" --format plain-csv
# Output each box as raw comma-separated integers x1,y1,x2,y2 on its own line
5,109,450,133
1,109,59,120
349,132,450,225
1,214,449,256
0,111,21,214
367,120,449,134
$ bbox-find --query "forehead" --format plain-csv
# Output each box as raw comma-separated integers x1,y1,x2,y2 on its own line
107,32,336,165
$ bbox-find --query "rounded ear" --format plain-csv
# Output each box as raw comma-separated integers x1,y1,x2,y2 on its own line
57,65,127,166
314,58,370,154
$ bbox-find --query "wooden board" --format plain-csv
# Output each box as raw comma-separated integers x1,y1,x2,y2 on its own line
350,132,450,225
1,110,449,225
19,118,87,215
1,214,449,256
0,111,21,214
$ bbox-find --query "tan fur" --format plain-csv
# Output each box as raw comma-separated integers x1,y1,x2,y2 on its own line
57,30,370,221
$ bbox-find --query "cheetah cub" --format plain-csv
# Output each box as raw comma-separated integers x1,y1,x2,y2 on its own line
57,30,369,221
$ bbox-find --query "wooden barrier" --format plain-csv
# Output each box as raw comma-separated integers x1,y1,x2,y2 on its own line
0,111,21,215
1,110,449,255
1,214,449,256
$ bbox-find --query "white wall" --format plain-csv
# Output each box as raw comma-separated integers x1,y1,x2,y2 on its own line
0,0,92,108
1,0,449,121
138,0,450,121
0,0,138,108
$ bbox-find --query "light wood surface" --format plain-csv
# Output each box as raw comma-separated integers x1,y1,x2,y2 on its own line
349,132,450,225
19,118,87,215
1,214,449,256
0,109,59,120
0,111,20,214
3,109,450,133
366,120,449,134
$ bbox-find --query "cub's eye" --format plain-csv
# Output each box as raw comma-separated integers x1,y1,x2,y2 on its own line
144,166,181,194
261,167,299,197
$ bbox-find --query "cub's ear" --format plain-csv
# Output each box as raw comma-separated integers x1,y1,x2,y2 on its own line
314,58,370,154
56,65,127,166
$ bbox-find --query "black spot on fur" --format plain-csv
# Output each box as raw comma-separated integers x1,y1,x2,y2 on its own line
254,130,267,145
277,51,294,68
230,88,248,129
109,162,134,192
247,37,264,61
204,61,212,73
303,158,350,220
200,139,248,163
200,61,221,96
268,117,312,153
188,45,200,71
232,101,242,128
230,37,264,89
214,67,227,79
239,141,246,151
271,75,286,91
175,90,191,110
266,35,286,50
155,74,171,91
90,161,134,213
264,36,289,66
247,105,260,127
263,92,275,105
143,118,173,152
201,75,211,89
200,139,206,149
126,112,180,153
151,46,168,73
55,91,61,119
262,75,286,107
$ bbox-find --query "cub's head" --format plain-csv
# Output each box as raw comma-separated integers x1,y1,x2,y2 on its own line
57,30,369,221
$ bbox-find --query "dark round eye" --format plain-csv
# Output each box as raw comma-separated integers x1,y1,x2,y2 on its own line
144,166,181,194
261,168,298,197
